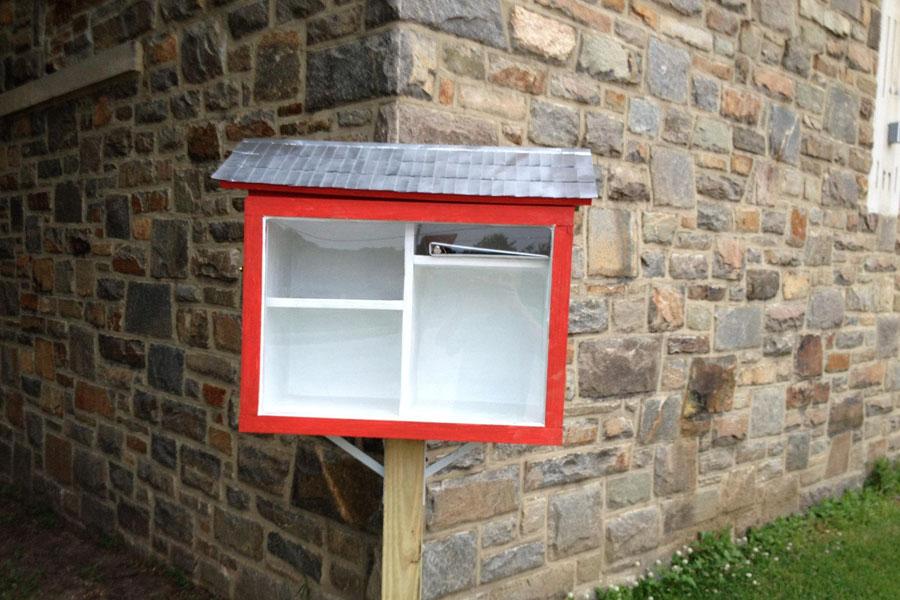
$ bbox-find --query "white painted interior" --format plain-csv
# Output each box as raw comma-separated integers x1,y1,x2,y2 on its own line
257,217,553,427
868,0,900,215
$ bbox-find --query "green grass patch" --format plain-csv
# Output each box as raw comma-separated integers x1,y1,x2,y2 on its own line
595,458,900,600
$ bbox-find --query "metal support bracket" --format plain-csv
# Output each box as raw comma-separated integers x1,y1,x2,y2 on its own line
325,436,479,479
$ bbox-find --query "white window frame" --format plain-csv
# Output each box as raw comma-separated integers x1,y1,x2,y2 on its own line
868,0,900,216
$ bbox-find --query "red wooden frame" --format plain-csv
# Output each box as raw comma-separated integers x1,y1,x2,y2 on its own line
233,184,587,445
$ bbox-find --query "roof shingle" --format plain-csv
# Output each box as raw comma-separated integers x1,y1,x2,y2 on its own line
211,139,596,199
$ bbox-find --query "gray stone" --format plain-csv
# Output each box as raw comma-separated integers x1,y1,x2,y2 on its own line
578,33,641,84
769,106,800,164
530,100,579,146
697,202,732,232
746,270,779,300
692,75,720,112
480,541,544,583
750,386,785,437
715,305,763,350
629,99,660,137
482,517,517,548
548,486,601,559
797,82,825,112
125,282,172,339
235,568,294,600
663,108,693,145
215,507,263,560
578,337,661,398
105,194,130,239
147,344,184,394
584,112,624,157
608,165,650,202
639,394,681,444
267,532,322,580
824,86,859,143
607,472,652,510
370,0,505,48
569,298,609,334
69,326,95,379
256,31,302,102
647,38,690,103
663,0,703,15
55,181,82,223
605,507,660,561
804,234,832,266
651,147,695,207
697,173,744,202
822,171,860,207
422,531,477,600
181,23,224,84
733,127,767,155
755,0,795,33
783,39,812,76
669,253,708,279
693,117,730,152
786,432,810,471
151,220,189,279
161,0,203,21
807,287,845,329
228,0,268,39
642,251,666,277
877,316,900,358
161,399,206,442
276,0,325,22
524,447,628,490
238,444,291,495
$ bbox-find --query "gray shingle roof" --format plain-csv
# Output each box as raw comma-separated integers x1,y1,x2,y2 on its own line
211,139,596,199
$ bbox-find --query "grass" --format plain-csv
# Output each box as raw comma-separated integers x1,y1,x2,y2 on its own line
594,458,900,600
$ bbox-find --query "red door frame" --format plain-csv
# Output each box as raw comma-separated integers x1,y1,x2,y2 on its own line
234,186,585,445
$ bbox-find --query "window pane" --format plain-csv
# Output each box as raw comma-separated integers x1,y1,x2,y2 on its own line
415,224,552,257
265,218,405,300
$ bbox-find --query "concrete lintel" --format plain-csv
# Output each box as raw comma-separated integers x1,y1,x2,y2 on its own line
0,42,143,117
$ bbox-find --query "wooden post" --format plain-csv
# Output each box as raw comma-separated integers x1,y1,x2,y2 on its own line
382,438,425,600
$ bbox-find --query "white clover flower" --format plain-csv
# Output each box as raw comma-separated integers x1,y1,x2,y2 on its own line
675,550,683,557
687,547,693,554
724,563,730,571
634,560,641,567
655,559,662,566
746,573,753,578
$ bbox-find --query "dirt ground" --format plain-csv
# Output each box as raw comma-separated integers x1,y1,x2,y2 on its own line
0,485,214,600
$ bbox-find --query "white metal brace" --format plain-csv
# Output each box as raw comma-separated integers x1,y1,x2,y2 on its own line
325,436,479,479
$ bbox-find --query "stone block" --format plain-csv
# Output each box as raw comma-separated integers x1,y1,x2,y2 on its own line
647,38,690,103
768,105,800,165
750,386,785,437
267,532,322,580
215,507,263,560
824,85,859,144
125,282,172,338
150,219,189,279
181,22,223,84
746,269,779,300
569,298,609,334
481,541,545,583
587,207,637,277
683,355,736,420
654,440,697,496
509,6,576,63
578,33,641,84
807,287,845,329
422,531,477,600
578,336,661,398
638,395,681,444
715,305,763,350
651,146,695,207
525,447,628,491
548,485,601,559
585,112,624,157
427,466,518,530
795,334,823,378
529,100,579,146
605,507,660,561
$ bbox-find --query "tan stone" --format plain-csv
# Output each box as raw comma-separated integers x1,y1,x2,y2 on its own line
427,467,519,530
74,381,114,418
488,55,547,94
848,362,885,389
753,67,794,100
648,286,684,332
736,209,760,232
34,337,55,380
826,432,852,477
458,84,527,120
587,207,638,278
782,272,810,300
537,0,614,31
826,352,850,372
721,88,762,125
509,6,577,62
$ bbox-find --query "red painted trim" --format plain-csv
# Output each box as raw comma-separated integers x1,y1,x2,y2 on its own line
239,192,576,446
219,180,592,207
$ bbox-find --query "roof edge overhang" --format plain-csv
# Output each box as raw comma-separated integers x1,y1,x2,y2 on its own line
218,180,593,207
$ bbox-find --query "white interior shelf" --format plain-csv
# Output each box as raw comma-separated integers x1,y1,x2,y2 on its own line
258,217,554,427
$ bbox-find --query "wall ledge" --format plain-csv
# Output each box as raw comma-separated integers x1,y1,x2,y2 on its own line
0,42,142,118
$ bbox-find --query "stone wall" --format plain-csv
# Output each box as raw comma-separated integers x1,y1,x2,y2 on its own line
1,0,899,599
